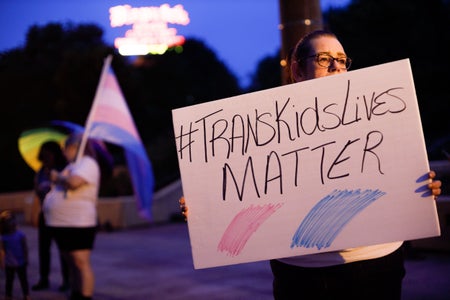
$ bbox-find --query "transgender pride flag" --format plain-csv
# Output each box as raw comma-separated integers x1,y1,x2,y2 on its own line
78,55,154,220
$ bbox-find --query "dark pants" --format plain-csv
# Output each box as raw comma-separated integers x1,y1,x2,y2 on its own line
5,265,29,298
38,213,69,284
270,246,405,300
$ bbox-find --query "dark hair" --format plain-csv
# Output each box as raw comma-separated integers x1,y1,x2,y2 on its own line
284,46,296,84
38,140,67,170
0,210,16,235
291,30,338,77
65,132,82,148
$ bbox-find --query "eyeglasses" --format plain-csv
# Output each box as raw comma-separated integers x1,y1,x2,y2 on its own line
305,53,352,70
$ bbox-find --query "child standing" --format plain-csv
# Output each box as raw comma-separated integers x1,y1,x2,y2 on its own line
0,210,31,300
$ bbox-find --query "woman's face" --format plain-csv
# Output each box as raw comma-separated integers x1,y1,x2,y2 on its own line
40,149,55,167
64,144,78,162
292,36,348,82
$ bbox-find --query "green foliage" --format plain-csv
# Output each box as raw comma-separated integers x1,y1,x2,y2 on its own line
0,22,241,193
3,0,450,193
247,49,282,92
324,0,450,157
247,0,450,160
0,23,115,192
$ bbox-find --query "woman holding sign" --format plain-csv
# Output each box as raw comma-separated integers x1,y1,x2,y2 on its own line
181,30,442,300
269,30,441,300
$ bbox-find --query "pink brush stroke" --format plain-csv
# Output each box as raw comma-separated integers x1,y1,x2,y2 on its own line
217,203,284,257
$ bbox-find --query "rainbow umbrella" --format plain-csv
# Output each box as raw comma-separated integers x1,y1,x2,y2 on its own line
18,121,84,172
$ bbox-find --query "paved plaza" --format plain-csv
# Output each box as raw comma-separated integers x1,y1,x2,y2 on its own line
1,219,450,300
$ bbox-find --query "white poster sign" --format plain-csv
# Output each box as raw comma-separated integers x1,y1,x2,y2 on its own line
172,59,440,269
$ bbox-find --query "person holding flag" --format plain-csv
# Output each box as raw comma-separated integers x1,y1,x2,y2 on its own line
43,53,154,300
43,133,101,300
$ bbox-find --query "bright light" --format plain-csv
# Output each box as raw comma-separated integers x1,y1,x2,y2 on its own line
110,4,189,27
118,44,169,56
110,3,190,56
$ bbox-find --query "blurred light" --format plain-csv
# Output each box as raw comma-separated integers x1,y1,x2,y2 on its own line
110,4,189,27
174,45,183,53
148,45,169,54
118,44,169,56
110,3,189,56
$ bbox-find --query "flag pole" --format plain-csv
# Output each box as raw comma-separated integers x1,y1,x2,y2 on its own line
76,54,113,162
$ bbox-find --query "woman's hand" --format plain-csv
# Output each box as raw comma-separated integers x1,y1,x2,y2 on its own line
50,169,86,190
50,169,60,183
428,171,442,199
179,197,188,221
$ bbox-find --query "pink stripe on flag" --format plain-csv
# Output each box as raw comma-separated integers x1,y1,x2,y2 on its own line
90,105,140,140
104,69,120,90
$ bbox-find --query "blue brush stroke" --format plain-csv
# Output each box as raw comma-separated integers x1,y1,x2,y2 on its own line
415,173,433,197
416,173,429,183
291,189,386,250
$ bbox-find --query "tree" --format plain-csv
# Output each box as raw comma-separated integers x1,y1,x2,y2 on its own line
0,22,242,192
0,22,115,192
324,0,450,157
127,38,242,187
250,0,450,159
247,49,282,92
